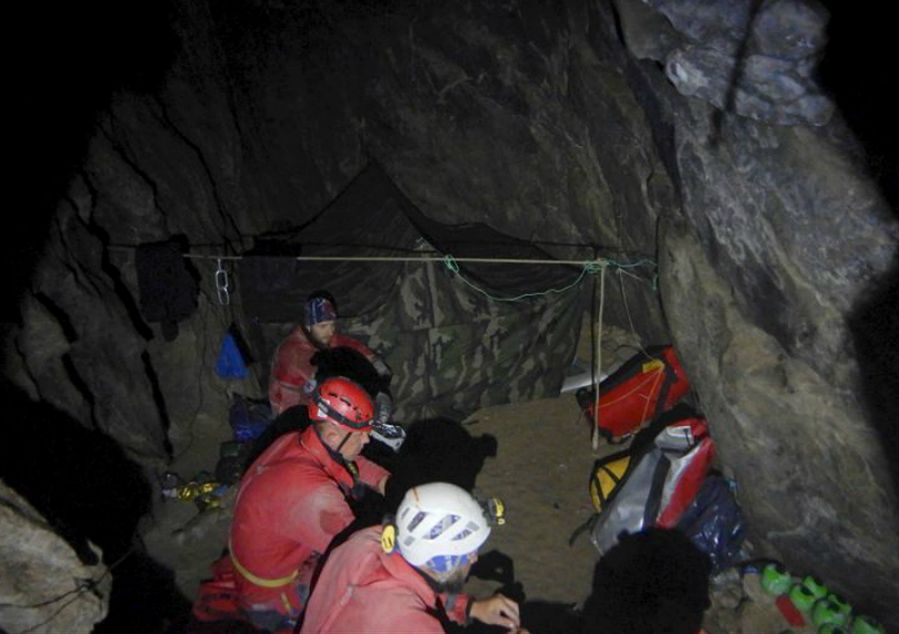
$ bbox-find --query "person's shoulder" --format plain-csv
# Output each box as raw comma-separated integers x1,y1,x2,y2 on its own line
253,433,322,478
282,325,313,346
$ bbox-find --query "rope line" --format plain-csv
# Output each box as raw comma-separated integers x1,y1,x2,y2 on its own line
591,264,607,450
440,255,608,302
110,244,657,303
183,251,656,303
617,268,654,361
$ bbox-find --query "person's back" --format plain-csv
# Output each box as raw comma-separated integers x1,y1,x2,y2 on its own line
229,427,351,612
192,377,389,633
301,526,450,633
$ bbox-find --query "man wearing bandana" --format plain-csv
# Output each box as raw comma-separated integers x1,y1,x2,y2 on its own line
268,292,384,416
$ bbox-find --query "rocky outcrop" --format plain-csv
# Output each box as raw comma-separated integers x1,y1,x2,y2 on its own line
618,0,834,126
0,480,109,634
632,7,899,624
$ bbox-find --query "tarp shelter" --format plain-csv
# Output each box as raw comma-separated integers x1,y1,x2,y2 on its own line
237,164,587,422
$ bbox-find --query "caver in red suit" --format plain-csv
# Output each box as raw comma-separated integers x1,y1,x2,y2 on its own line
301,483,524,634
192,377,389,634
268,295,378,416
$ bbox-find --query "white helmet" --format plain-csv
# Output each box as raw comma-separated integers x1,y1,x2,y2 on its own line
396,483,492,567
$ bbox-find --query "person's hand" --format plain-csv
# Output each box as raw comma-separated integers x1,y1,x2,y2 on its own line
469,594,521,630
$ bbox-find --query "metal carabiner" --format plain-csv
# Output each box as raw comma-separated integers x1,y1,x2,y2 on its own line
215,258,231,306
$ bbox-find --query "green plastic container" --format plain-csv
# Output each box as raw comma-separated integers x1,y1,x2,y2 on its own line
826,593,852,618
761,562,793,596
789,583,818,614
812,598,850,628
802,575,829,600
850,615,885,634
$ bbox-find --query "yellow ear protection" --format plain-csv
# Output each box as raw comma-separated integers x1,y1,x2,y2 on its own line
380,515,398,554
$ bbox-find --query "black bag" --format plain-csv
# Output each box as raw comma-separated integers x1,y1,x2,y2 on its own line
135,239,198,341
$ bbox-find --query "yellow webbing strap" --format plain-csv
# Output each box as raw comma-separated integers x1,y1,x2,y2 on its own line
229,543,299,589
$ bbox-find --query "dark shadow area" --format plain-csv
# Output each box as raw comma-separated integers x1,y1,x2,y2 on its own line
818,1,899,212
444,553,583,634
98,552,192,634
469,550,515,586
819,1,899,500
848,261,899,495
7,0,179,321
580,528,711,634
311,346,392,406
384,418,498,512
0,379,190,633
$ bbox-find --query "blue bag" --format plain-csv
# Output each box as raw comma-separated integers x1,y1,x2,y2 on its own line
228,395,273,442
215,331,248,379
676,475,746,573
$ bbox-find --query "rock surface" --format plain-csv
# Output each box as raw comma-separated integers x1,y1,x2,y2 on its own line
0,480,110,634
634,0,835,125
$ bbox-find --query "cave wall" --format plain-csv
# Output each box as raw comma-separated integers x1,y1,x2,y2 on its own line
5,0,671,460
4,0,898,625
615,0,899,620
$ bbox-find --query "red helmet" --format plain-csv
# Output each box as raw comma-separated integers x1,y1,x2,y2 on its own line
310,377,374,431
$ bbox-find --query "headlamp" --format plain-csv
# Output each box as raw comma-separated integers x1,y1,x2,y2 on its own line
480,496,506,526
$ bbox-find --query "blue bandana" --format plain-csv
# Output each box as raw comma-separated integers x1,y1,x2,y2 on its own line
305,297,337,327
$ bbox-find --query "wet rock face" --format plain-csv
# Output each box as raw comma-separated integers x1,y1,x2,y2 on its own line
5,0,899,626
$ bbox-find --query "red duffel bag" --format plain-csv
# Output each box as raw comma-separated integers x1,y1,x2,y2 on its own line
577,345,690,442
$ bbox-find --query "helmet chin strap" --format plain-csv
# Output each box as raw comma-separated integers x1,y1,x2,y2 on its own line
334,429,353,454
314,423,361,483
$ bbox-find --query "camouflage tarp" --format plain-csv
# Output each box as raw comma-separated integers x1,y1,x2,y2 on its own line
238,164,587,423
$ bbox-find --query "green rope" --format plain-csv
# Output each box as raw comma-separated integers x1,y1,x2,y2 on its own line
441,255,655,303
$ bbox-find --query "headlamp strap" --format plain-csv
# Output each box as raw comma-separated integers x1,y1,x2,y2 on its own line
315,398,371,430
